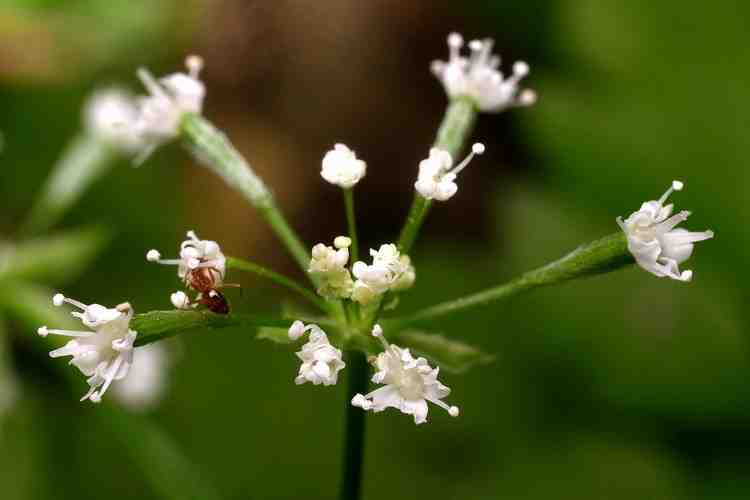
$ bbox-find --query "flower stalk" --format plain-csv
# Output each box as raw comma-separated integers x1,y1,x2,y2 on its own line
390,232,633,329
398,97,477,254
226,256,328,311
343,189,360,263
132,310,297,347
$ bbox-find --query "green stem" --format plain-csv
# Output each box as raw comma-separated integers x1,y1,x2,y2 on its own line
343,189,359,263
340,350,369,500
390,232,633,329
397,97,478,254
226,256,327,312
21,133,118,237
131,310,295,347
180,113,311,275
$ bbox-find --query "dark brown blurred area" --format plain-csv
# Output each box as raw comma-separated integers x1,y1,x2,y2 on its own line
185,0,526,273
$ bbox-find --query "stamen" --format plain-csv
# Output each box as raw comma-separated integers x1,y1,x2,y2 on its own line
54,294,88,311
185,55,203,79
658,180,684,205
334,236,352,249
40,328,93,338
146,249,161,262
450,142,485,176
371,324,389,349
447,33,463,61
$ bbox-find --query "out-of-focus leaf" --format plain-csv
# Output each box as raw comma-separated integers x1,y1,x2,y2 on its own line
0,281,78,330
101,406,223,500
391,329,495,374
0,226,110,285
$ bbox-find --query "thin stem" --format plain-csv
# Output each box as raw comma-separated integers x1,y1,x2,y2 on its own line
226,256,327,312
343,188,360,263
180,113,311,275
21,133,117,237
397,97,478,254
389,232,633,329
340,350,369,500
131,310,297,347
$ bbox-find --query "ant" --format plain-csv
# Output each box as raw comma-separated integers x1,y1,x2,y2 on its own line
183,264,239,315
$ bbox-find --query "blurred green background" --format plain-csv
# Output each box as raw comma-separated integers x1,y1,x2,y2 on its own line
1,1,748,499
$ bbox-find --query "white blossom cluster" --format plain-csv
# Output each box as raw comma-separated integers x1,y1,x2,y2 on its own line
618,181,713,281
352,325,459,425
308,239,415,306
85,56,205,163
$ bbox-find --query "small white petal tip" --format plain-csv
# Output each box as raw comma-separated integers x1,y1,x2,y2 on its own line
52,294,65,307
449,406,460,417
447,32,463,47
472,143,485,154
89,393,102,404
371,324,383,338
170,291,190,309
288,320,305,341
146,249,161,262
672,180,684,191
37,326,49,337
334,236,352,249
351,393,373,410
513,61,530,76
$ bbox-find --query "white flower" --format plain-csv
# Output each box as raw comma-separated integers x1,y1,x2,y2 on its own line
617,180,714,281
321,144,367,188
431,33,537,113
113,343,170,411
351,325,459,425
38,294,137,403
133,55,205,163
84,89,144,153
147,230,226,288
414,143,485,201
308,237,354,299
351,244,415,305
288,321,345,386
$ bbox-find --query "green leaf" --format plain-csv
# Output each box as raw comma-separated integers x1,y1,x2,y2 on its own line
131,310,293,347
0,226,111,286
390,329,495,374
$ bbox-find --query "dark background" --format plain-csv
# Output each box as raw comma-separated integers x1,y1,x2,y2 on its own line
1,1,748,498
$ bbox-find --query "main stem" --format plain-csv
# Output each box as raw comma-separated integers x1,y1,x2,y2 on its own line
340,350,369,500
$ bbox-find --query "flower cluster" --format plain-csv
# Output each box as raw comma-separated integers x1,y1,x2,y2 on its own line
618,181,714,281
352,325,459,425
431,33,536,113
85,56,205,163
288,321,346,386
147,230,227,311
38,294,137,403
351,244,415,305
308,236,354,299
309,239,415,305
414,143,485,201
321,144,367,189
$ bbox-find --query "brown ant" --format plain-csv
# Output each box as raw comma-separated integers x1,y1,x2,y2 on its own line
184,265,239,315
